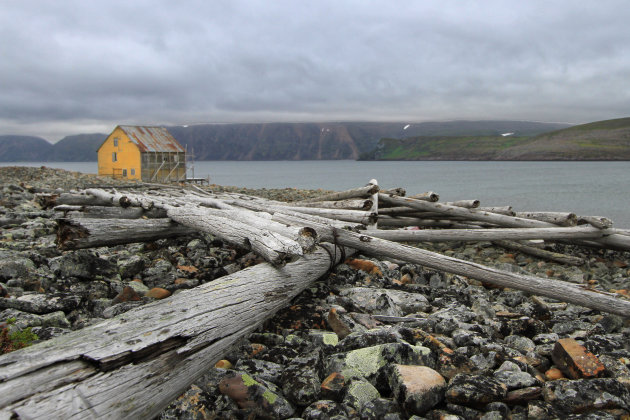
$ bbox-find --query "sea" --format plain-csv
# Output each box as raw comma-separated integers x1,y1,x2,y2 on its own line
2,160,629,228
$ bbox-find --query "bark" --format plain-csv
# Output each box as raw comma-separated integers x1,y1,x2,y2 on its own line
0,245,353,419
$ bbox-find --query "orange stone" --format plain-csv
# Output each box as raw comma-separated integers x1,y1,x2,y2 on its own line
551,338,605,379
544,367,565,381
249,343,266,358
146,287,171,299
215,359,233,369
327,308,352,339
177,265,199,273
113,286,142,303
345,258,383,277
321,371,345,399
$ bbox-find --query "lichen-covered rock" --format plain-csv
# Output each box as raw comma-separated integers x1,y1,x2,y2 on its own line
359,397,402,420
218,371,295,419
326,342,435,390
338,287,431,316
302,400,348,419
445,374,508,406
281,350,323,406
0,293,82,314
235,358,284,384
342,379,380,411
542,378,630,414
159,384,213,420
493,360,537,390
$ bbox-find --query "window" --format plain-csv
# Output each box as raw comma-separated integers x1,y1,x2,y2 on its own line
122,169,127,177
130,168,135,176
112,152,117,162
113,137,119,147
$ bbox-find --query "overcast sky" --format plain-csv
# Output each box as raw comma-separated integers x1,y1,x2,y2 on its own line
2,1,630,141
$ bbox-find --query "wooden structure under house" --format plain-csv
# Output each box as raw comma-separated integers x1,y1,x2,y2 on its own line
97,125,186,182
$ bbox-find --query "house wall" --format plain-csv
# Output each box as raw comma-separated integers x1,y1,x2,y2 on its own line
97,127,142,180
140,152,186,182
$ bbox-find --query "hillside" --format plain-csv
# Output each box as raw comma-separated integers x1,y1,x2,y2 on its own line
0,120,569,161
0,135,54,161
167,120,569,160
365,117,630,161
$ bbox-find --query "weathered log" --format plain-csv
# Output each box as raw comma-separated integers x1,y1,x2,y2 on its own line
0,245,353,419
515,211,578,226
273,213,630,317
478,206,515,216
37,192,115,209
54,205,168,219
378,193,630,250
296,184,379,203
444,199,480,208
164,206,304,266
56,217,196,250
408,191,440,202
380,187,406,196
286,199,373,211
366,179,378,230
578,215,614,229
367,226,605,243
377,215,493,229
492,240,585,266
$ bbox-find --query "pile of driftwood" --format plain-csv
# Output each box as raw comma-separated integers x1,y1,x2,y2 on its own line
2,181,630,419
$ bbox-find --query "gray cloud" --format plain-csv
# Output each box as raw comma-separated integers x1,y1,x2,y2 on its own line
1,0,629,140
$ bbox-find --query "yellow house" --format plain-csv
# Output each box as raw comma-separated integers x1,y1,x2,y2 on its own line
97,125,186,182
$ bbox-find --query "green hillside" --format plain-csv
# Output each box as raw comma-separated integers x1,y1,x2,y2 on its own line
364,117,630,161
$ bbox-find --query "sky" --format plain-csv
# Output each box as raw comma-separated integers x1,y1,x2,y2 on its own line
1,1,630,142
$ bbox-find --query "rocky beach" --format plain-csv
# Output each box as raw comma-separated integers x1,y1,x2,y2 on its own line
1,166,630,419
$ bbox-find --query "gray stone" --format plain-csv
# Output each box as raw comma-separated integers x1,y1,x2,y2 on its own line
235,359,284,384
0,293,82,314
493,370,537,390
359,398,401,420
543,378,630,413
48,250,98,279
338,287,431,316
302,400,347,420
117,255,146,278
504,335,535,354
445,374,508,405
0,256,35,280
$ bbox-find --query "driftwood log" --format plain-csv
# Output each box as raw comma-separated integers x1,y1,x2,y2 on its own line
272,213,630,318
0,245,353,419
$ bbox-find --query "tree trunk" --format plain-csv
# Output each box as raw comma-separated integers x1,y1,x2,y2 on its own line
0,245,354,420
514,211,577,226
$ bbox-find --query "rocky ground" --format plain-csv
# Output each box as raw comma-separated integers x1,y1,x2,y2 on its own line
1,166,630,419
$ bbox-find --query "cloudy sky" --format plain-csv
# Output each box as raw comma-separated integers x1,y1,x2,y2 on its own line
2,1,629,141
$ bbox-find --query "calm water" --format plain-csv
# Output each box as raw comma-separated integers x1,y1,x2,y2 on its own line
3,160,629,227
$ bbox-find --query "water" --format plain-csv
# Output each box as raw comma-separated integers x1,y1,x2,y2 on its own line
3,160,629,227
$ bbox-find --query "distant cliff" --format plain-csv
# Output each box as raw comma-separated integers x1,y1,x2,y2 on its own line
363,117,630,161
0,120,570,162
